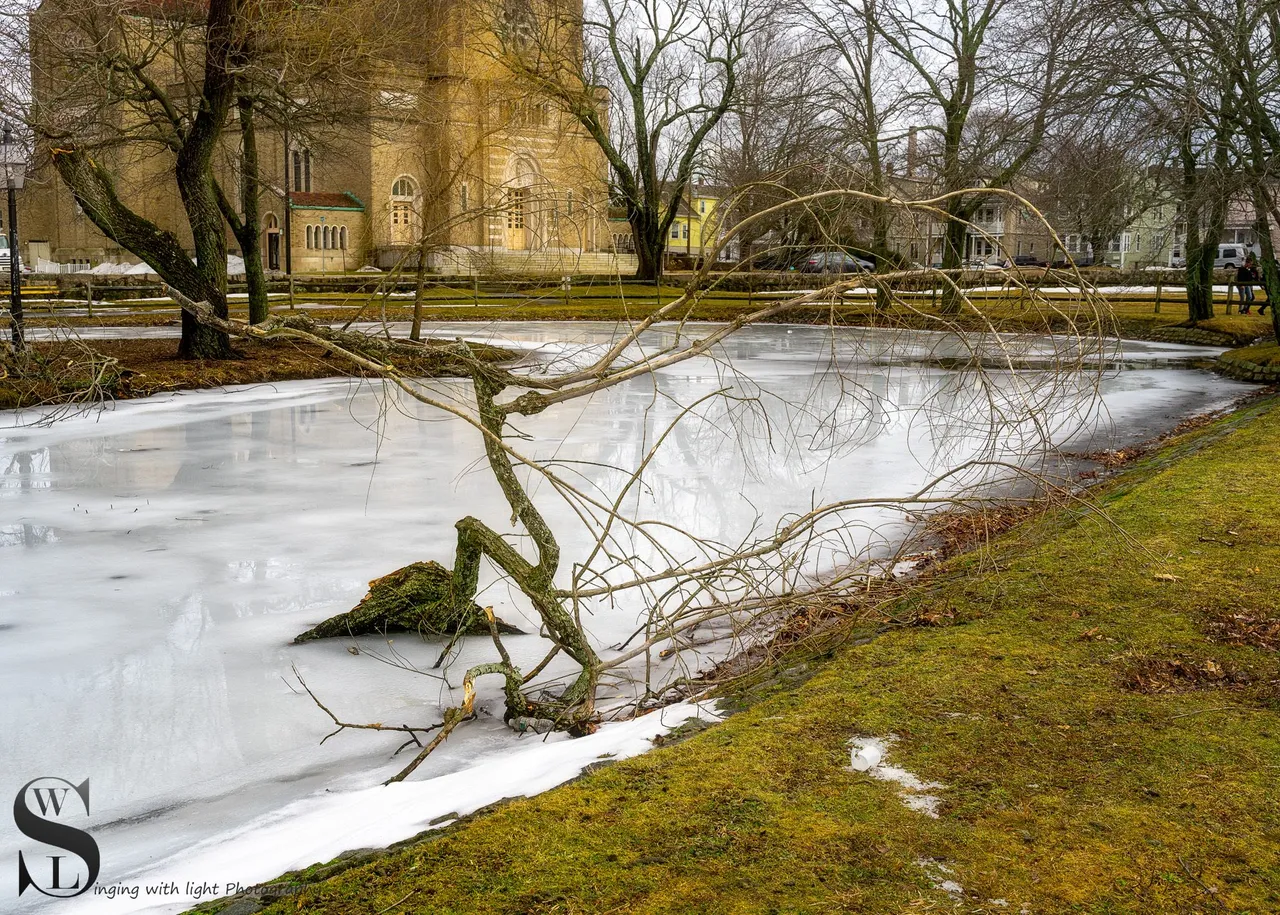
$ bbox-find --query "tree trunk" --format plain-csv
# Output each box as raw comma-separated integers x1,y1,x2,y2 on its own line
172,0,241,358
411,240,428,342
872,203,890,311
938,213,968,314
1086,232,1107,267
1179,129,1214,324
236,97,269,325
1251,183,1280,338
631,209,664,284
1186,241,1215,323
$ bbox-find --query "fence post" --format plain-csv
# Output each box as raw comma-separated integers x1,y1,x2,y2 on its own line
1154,275,1162,314
1225,279,1234,315
86,279,93,318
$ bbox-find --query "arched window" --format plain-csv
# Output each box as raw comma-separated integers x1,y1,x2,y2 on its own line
323,225,331,249
292,149,312,193
339,226,348,250
390,176,419,244
305,225,314,249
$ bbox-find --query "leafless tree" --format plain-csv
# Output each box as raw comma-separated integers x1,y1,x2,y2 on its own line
171,187,1112,783
1034,113,1171,267
703,27,836,261
8,0,399,356
1213,0,1280,334
491,0,766,281
1122,0,1252,321
796,0,912,264
870,0,1115,308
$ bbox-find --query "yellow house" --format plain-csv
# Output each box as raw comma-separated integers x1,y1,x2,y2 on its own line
668,193,723,258
610,191,724,264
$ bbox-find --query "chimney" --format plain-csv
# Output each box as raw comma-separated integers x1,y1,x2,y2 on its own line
907,127,918,179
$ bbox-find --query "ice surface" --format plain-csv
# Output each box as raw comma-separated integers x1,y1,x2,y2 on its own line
0,323,1251,912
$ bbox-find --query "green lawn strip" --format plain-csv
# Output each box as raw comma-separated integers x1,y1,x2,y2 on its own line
1226,342,1280,369
24,288,1279,345
224,396,1280,915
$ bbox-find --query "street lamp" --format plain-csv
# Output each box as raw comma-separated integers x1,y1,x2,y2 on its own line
1,123,27,352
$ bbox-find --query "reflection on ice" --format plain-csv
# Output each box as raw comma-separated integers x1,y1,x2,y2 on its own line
0,323,1252,913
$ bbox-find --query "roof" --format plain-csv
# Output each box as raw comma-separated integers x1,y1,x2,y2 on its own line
289,191,365,211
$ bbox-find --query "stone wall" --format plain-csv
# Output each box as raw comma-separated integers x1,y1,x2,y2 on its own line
1216,347,1280,384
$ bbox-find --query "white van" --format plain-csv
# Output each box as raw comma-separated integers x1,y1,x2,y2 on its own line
0,237,19,273
1215,243,1260,269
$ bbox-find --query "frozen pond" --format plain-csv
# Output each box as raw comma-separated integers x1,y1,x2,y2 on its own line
0,322,1250,912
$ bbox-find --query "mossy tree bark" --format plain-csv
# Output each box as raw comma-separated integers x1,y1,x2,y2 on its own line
448,370,601,726
295,365,601,738
219,97,270,326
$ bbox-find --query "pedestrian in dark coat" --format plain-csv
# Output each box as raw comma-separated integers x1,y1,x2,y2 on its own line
1238,255,1258,314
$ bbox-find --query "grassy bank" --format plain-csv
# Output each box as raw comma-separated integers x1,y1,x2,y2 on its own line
211,394,1280,914
18,278,1276,346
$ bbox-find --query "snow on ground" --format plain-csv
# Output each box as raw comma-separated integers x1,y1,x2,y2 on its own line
0,323,1252,913
68,702,719,915
849,736,946,818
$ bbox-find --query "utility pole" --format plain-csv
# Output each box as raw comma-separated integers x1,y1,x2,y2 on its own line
283,128,294,308
1,124,26,352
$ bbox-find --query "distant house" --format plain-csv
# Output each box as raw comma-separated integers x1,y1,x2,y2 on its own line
607,188,731,266
885,177,1055,266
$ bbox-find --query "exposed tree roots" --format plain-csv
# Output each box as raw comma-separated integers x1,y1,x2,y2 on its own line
294,562,522,643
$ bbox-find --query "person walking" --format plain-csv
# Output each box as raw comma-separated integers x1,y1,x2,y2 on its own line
1238,254,1258,314
1256,256,1272,316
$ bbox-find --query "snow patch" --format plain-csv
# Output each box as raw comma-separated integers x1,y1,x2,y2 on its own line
63,701,721,914
916,857,965,896
848,735,946,818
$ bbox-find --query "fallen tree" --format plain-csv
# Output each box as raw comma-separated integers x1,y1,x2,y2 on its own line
170,187,1113,783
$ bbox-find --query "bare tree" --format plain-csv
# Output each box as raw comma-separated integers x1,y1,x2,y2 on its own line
493,0,764,281
798,0,911,265
704,27,836,261
12,0,395,352
871,0,1113,308
23,0,249,357
1218,0,1280,334
1123,0,1249,321
1034,114,1170,266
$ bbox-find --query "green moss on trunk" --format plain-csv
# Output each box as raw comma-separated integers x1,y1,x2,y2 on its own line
294,562,520,642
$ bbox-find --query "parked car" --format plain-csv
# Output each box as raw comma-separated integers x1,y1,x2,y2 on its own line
798,251,874,273
0,242,22,274
1215,243,1260,269
1002,254,1046,268
1170,244,1260,269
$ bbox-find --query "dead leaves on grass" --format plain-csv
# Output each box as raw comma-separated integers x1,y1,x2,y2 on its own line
1204,611,1280,652
1121,656,1254,694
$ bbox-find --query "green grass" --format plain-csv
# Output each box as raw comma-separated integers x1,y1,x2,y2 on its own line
216,396,1280,914
1226,342,1280,368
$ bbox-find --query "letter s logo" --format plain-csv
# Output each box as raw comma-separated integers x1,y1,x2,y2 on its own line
13,777,100,898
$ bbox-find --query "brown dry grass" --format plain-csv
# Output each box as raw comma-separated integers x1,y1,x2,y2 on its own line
0,336,485,410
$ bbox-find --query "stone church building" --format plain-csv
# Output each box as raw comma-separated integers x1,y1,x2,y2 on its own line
21,0,631,276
